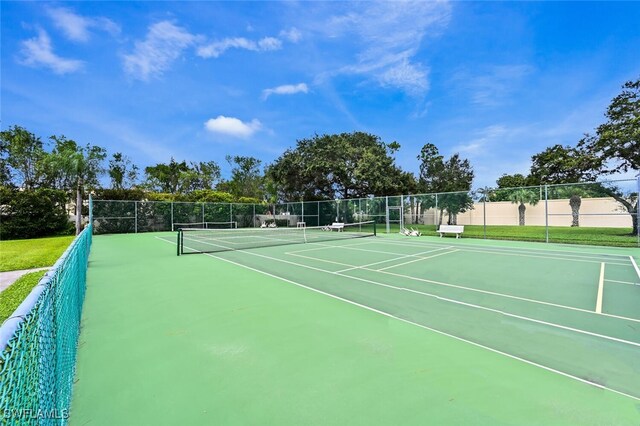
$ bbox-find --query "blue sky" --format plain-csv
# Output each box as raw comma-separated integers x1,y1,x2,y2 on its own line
2,1,639,188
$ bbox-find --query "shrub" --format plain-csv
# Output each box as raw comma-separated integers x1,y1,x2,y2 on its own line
0,187,73,239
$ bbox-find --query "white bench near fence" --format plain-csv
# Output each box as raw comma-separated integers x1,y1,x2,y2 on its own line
329,222,345,231
437,225,464,238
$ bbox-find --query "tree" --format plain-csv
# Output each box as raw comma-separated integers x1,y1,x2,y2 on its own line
267,132,410,201
509,188,539,226
219,156,263,199
582,77,639,174
0,125,46,189
529,144,603,226
417,143,474,225
144,158,190,193
45,136,106,234
0,137,12,187
109,152,139,190
144,158,221,193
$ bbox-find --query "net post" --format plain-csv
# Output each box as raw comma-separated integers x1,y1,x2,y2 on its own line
373,220,377,236
177,229,181,256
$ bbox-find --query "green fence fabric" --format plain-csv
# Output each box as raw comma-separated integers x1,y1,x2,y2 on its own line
0,227,92,425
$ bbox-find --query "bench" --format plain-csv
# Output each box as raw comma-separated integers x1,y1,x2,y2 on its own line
437,225,464,238
329,222,345,232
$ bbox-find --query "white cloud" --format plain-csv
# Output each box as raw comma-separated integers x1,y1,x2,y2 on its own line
46,6,120,42
204,116,262,138
280,27,302,43
262,83,309,100
325,1,451,96
19,28,84,74
197,36,282,58
123,21,199,80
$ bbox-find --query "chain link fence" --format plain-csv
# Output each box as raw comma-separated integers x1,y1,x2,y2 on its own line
91,178,639,247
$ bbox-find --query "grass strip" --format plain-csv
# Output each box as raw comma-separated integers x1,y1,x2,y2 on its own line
0,271,46,324
0,235,74,272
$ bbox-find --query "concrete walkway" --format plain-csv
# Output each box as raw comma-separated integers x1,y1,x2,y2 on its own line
0,267,50,293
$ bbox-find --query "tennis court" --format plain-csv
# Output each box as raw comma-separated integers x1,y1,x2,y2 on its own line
70,226,640,425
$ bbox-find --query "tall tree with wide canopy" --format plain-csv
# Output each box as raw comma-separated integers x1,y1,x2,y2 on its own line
267,132,410,201
0,125,46,189
529,144,603,226
417,143,474,225
582,77,639,174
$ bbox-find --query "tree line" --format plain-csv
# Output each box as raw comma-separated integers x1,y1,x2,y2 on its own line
1,77,637,237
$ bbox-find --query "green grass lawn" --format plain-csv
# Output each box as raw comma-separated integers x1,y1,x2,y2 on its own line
0,271,46,324
396,224,638,247
0,235,74,272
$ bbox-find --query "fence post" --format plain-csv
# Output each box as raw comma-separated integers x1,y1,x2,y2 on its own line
89,194,93,227
134,201,138,233
301,200,304,226
483,187,488,239
385,196,389,233
435,193,438,227
544,184,549,243
253,204,256,228
202,203,205,225
637,175,640,247
171,202,174,232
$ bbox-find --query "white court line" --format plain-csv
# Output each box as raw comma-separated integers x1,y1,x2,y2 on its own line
370,239,632,266
334,247,451,274
596,263,605,314
376,249,460,271
170,237,640,403
631,256,640,281
287,249,640,325
180,237,640,348
286,239,377,254
375,236,634,260
605,279,640,286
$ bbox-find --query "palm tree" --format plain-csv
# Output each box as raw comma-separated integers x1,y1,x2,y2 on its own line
508,188,539,226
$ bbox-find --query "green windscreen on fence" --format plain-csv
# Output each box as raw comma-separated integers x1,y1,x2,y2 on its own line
0,226,92,425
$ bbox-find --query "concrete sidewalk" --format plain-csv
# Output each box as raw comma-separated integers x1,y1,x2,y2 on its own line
0,267,50,293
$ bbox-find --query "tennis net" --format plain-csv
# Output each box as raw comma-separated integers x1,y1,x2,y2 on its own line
173,221,237,230
178,221,376,255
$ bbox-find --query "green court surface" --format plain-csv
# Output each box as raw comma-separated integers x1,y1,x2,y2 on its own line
71,232,640,425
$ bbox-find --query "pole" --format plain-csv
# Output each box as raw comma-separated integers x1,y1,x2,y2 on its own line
89,194,93,228
385,196,389,234
544,184,549,243
134,201,138,233
202,203,205,225
483,187,488,239
171,202,174,232
253,204,256,228
637,175,640,247
435,193,438,227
